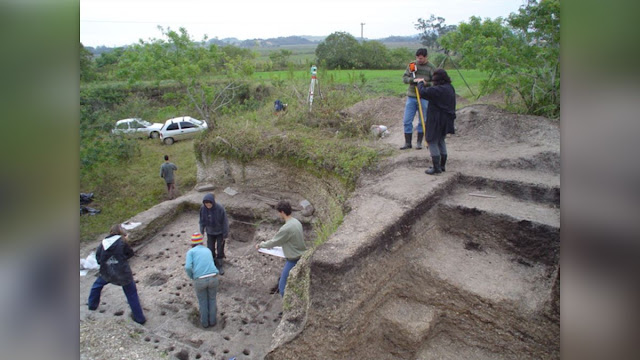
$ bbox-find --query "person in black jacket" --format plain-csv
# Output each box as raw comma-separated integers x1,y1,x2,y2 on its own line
416,68,457,174
87,224,146,324
199,193,229,275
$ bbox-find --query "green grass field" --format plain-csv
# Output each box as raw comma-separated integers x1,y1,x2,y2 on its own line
80,139,198,241
252,69,487,100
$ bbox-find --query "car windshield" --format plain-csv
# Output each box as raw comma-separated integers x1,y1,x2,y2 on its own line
188,118,203,125
140,120,153,127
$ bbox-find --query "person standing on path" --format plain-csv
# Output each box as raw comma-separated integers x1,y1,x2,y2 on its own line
184,232,220,328
87,224,147,325
399,48,436,150
160,155,178,199
199,193,229,275
416,68,457,175
255,200,307,297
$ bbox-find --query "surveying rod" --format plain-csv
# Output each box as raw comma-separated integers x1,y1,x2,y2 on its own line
409,62,427,147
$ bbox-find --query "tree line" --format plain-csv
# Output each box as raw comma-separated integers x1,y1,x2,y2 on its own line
81,0,559,118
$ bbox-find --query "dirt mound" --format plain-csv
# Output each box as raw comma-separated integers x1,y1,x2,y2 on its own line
455,104,559,146
342,96,405,126
490,150,561,173
456,93,469,105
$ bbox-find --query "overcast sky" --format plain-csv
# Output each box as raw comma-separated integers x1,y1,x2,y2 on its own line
80,0,527,48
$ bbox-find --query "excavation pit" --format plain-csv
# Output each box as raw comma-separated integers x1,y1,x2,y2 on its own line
80,100,560,359
80,201,317,360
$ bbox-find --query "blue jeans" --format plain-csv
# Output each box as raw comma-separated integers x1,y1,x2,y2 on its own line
403,96,429,134
194,275,219,327
279,259,299,297
88,276,146,324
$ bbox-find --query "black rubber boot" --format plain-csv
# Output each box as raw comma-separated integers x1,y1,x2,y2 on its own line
399,133,412,150
440,154,447,172
425,156,442,175
215,258,225,275
415,132,424,149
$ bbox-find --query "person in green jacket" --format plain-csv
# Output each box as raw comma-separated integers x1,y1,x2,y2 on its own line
256,200,307,297
400,48,436,150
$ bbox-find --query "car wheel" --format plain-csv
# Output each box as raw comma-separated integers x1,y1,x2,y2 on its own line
163,137,175,145
150,131,159,139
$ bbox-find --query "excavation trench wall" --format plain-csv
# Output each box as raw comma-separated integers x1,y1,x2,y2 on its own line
265,170,560,360
124,157,349,247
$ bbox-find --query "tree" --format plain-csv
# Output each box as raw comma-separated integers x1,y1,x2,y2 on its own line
388,47,415,69
315,32,360,69
80,42,96,82
439,0,560,118
116,27,254,127
269,49,293,70
415,15,457,51
357,41,391,69
95,47,125,69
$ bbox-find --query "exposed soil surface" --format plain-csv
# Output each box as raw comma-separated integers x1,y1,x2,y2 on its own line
80,197,316,360
80,96,559,360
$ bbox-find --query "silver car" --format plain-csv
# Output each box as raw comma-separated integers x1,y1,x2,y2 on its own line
159,116,208,145
112,118,163,139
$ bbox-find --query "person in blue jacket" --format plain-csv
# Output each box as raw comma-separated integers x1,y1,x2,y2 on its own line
185,232,219,328
88,224,146,325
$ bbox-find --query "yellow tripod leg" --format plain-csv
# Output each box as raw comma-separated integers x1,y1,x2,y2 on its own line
415,86,427,147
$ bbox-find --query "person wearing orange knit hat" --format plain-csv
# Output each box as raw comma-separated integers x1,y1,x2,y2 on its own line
185,232,219,328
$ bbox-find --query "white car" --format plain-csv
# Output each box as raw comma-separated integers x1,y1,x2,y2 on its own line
159,116,208,145
112,118,163,139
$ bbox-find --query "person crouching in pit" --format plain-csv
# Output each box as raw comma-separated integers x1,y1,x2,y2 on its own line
185,233,219,328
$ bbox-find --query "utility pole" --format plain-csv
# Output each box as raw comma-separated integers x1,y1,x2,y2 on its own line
360,22,365,41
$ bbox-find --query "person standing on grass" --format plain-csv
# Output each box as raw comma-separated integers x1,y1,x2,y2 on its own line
255,200,307,297
399,48,436,150
184,232,220,328
160,155,178,199
416,68,457,175
88,224,147,325
199,193,229,275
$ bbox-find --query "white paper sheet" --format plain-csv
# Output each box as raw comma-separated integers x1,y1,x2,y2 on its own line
121,222,142,230
258,246,285,258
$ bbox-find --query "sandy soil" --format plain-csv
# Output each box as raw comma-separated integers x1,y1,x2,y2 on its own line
80,210,314,360
80,95,560,360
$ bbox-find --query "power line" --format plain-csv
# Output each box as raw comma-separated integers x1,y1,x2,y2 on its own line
81,19,224,25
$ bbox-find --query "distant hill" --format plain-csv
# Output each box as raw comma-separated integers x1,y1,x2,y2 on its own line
205,36,317,48
378,35,421,43
87,34,423,54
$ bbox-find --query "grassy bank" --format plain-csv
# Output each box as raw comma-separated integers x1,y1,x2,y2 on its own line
80,139,198,242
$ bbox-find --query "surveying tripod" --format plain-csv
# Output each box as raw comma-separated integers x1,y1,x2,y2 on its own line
308,65,323,111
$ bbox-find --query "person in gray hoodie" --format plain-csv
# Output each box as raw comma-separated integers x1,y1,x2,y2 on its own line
87,224,146,324
199,193,229,275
